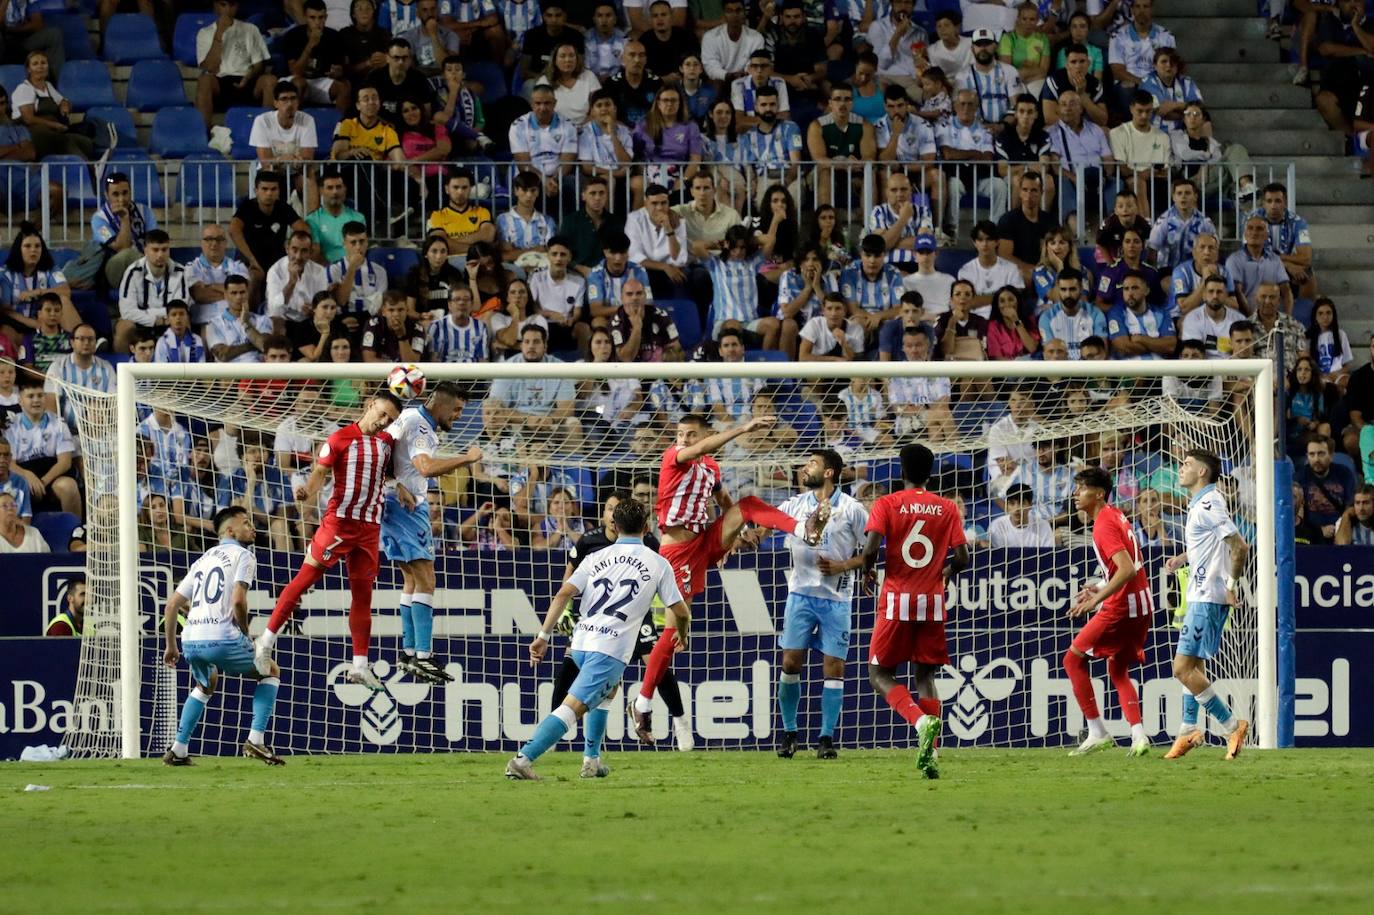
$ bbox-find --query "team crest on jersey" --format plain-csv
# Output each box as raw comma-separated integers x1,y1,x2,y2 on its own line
330,661,431,745
936,655,1022,741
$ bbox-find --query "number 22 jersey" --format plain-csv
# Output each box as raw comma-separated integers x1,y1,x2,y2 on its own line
568,539,684,663
865,488,966,621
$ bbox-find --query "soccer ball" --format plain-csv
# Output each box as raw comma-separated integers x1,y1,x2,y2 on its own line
387,363,426,400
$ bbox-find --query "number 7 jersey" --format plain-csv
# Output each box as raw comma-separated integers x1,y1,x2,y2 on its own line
567,539,685,663
865,487,966,620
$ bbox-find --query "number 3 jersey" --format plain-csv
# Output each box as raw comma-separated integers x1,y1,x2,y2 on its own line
568,538,684,663
176,541,257,643
865,487,966,620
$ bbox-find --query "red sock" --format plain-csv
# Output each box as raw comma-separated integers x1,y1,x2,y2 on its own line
1063,650,1100,719
736,496,804,536
916,697,941,719
884,684,923,726
638,631,676,700
1108,655,1142,726
267,562,326,634
348,574,374,658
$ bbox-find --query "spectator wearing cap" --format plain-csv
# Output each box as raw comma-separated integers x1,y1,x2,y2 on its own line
1041,41,1108,128
1225,216,1294,315
902,229,955,318
1109,90,1172,218
989,482,1054,548
938,89,1007,238
996,93,1055,208
957,220,1023,319
1037,268,1105,359
1105,269,1175,360
1107,0,1175,116
867,0,930,100
957,28,1025,134
1250,182,1315,299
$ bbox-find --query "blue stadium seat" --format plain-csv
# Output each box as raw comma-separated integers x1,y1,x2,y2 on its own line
57,60,117,112
662,298,701,351
108,151,167,207
177,154,238,208
126,59,188,112
936,248,975,276
745,349,789,361
173,13,216,67
304,107,341,149
50,14,95,61
44,154,98,207
466,61,509,103
84,106,138,150
0,64,25,94
0,163,41,210
150,106,210,158
367,247,419,279
224,106,266,159
32,512,80,552
103,14,168,65
1333,452,1357,477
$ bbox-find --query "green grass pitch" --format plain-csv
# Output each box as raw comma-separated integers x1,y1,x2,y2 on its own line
3,749,1373,912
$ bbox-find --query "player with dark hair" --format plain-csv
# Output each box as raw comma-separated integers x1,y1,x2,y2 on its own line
1063,465,1154,757
861,443,969,779
629,412,831,743
255,391,403,689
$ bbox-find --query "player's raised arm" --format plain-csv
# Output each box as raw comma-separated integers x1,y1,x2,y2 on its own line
163,590,190,667
412,444,483,479
676,414,776,463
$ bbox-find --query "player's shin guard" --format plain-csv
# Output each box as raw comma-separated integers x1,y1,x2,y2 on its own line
174,686,211,753
265,562,326,637
1107,656,1142,726
584,700,611,759
736,495,808,537
820,679,844,739
884,684,923,726
520,704,577,762
399,596,414,653
348,575,375,663
250,677,280,744
638,632,676,702
411,592,435,656
1063,650,1101,720
778,672,801,732
658,670,685,718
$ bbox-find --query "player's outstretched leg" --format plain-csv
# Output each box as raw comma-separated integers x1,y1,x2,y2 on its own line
344,554,384,691
1063,649,1116,755
255,560,326,668
242,675,285,766
581,697,612,779
1107,654,1149,757
732,495,830,546
507,704,579,781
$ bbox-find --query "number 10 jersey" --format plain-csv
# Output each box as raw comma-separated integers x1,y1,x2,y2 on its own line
568,539,684,663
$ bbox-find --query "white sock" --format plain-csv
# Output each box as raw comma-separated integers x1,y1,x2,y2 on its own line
1130,722,1147,743
634,695,653,714
1195,685,1218,706
553,704,578,729
259,630,276,650
1086,717,1109,739
171,740,188,757
352,655,368,671
417,651,431,659
914,713,929,730
248,729,265,745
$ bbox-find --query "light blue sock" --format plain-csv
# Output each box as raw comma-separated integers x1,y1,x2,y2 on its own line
175,690,207,745
583,706,609,758
778,672,801,732
399,597,415,653
820,680,843,739
1182,691,1199,729
519,707,574,762
252,678,279,734
1199,686,1234,726
412,593,434,655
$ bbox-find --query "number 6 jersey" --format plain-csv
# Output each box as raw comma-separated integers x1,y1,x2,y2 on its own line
177,541,258,643
567,538,684,663
865,487,967,621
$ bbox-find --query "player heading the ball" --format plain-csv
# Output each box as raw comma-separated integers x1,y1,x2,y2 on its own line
508,498,689,781
162,506,285,766
861,443,969,780
630,411,832,744
1063,466,1154,758
255,391,403,691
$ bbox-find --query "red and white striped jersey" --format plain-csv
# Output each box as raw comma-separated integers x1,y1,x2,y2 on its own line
318,423,394,524
865,487,966,608
1092,504,1153,618
657,445,721,533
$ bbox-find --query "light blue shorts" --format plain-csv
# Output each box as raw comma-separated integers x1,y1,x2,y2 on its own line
1177,601,1230,660
779,593,851,659
567,649,628,708
183,636,257,688
381,492,433,563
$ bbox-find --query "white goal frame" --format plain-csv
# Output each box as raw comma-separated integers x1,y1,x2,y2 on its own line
114,358,1279,757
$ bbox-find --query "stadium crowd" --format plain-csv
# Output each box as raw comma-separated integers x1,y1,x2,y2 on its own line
2,0,1373,565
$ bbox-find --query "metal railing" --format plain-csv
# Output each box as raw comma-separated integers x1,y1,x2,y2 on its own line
7,156,1297,250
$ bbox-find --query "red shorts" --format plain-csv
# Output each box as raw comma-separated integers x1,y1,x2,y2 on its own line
1071,608,1150,662
660,518,730,599
309,516,380,581
869,616,950,668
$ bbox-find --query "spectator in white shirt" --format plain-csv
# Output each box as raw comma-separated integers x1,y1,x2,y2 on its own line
928,10,973,79
938,89,1008,237
195,0,271,128
1108,90,1172,218
988,482,1055,548
868,0,930,99
249,81,319,208
267,229,330,342
902,235,955,317
799,292,866,361
0,491,46,553
626,183,708,305
527,236,590,354
957,220,1023,318
701,0,764,83
1179,275,1245,358
115,230,190,357
208,275,273,363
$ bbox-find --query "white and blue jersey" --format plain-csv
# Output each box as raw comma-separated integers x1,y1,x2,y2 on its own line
872,114,936,162
736,121,802,180
498,0,541,44
577,121,633,170
838,263,904,314
1247,207,1311,258
957,63,1024,125
381,406,441,563
326,258,388,315
706,253,763,336
0,267,67,318
1009,460,1075,522
707,375,764,421
177,539,257,645
1178,483,1241,660
496,209,556,252
869,201,931,266
43,354,115,430
1147,207,1217,274
426,313,489,362
587,260,653,306
138,415,192,469
1140,72,1202,134
508,111,579,177
1105,303,1173,359
154,328,208,363
1037,300,1106,359
838,387,885,434
583,28,626,79
777,489,867,659
773,267,835,321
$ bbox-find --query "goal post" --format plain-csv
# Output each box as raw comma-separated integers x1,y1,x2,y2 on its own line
68,357,1285,757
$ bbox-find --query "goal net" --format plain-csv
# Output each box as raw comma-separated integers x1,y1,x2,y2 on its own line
57,359,1277,758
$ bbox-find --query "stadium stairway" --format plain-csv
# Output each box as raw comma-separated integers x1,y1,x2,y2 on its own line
1161,0,1374,341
